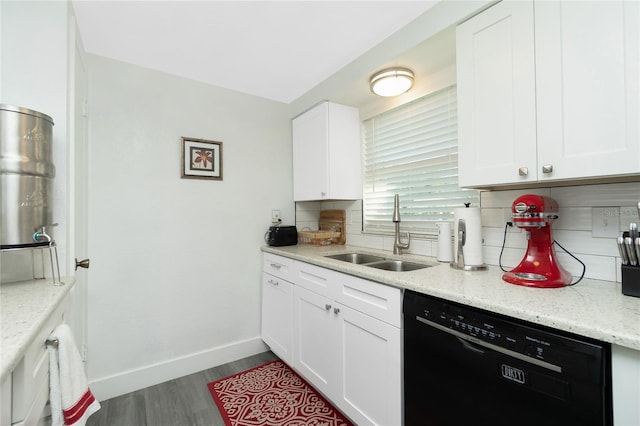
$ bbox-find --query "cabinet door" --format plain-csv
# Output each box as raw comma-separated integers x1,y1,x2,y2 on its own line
292,103,329,201
612,345,640,426
457,0,537,187
334,304,401,426
326,103,362,200
535,1,640,181
293,286,337,397
292,102,362,201
261,273,294,365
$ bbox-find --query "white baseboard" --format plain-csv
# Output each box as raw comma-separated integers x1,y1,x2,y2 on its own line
89,336,269,402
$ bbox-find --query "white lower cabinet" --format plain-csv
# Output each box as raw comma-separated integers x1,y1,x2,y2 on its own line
292,286,402,426
293,258,402,426
9,289,73,426
293,285,337,397
261,272,294,365
261,253,296,366
1,377,11,426
612,345,640,425
334,303,401,426
261,253,402,425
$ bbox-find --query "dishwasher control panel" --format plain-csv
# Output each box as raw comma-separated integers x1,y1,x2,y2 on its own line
403,290,605,377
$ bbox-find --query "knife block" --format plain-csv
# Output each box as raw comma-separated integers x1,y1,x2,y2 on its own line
621,264,640,297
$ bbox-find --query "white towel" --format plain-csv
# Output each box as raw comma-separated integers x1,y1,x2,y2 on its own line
48,324,101,426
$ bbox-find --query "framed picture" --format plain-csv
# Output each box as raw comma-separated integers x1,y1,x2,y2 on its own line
180,137,223,180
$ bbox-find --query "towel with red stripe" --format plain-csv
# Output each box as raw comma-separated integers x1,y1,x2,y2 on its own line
48,324,101,426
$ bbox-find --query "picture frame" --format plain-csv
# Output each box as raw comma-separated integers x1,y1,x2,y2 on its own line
180,137,223,180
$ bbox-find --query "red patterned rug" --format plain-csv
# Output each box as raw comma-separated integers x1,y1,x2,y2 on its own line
208,360,354,426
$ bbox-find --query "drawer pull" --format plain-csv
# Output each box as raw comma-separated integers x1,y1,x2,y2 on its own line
333,307,340,315
268,279,279,286
270,263,282,269
325,304,332,311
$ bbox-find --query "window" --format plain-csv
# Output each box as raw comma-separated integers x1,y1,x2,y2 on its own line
362,85,478,235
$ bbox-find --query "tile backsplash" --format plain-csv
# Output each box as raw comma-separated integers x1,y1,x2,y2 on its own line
296,181,640,283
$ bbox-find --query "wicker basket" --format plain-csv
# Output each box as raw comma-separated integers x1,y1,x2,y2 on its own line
298,230,341,246
297,210,346,246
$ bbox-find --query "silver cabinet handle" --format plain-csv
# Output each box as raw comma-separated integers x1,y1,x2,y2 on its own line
321,192,326,197
333,307,340,315
542,164,553,174
518,167,528,176
269,263,282,269
325,304,331,311
267,279,279,286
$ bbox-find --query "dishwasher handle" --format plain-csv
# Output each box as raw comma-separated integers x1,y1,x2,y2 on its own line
458,337,486,355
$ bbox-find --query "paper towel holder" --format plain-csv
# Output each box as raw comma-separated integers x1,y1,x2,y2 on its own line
450,205,487,271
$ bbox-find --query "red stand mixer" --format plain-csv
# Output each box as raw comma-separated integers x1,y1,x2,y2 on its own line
502,194,572,288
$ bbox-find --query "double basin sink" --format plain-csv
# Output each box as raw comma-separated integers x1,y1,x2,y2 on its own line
324,252,432,272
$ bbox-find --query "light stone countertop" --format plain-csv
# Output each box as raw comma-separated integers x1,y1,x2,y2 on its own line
263,244,640,351
1,278,75,382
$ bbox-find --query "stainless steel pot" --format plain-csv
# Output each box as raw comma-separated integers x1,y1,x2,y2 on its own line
1,104,55,248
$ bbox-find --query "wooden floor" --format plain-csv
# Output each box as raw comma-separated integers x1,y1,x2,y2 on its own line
87,351,278,426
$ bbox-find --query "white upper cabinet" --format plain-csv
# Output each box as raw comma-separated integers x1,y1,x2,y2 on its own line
292,101,362,201
457,0,639,188
457,1,537,187
535,1,639,182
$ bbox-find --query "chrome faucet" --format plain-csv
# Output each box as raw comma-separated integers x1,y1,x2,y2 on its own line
392,194,410,255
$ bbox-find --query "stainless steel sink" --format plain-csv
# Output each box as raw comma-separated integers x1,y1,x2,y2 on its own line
364,260,431,272
325,253,386,264
324,253,431,272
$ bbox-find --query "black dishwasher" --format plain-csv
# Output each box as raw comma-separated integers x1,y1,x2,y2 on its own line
403,290,612,426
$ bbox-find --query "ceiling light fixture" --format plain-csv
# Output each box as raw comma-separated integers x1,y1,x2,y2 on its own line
369,67,414,97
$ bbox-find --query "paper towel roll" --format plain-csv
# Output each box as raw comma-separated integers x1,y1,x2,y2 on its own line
436,222,453,262
453,207,484,267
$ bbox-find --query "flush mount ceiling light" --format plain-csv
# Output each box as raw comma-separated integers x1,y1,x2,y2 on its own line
369,67,414,97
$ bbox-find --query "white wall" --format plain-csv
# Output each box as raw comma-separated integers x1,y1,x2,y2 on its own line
86,55,294,400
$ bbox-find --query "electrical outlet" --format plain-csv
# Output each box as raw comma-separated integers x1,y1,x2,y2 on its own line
619,206,639,231
271,210,281,223
592,207,620,238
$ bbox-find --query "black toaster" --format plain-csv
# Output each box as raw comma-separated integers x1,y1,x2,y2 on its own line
265,225,298,246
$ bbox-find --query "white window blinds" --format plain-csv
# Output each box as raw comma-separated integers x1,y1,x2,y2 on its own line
362,85,478,234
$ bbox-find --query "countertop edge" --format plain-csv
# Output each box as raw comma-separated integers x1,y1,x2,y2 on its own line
1,277,76,383
262,245,640,352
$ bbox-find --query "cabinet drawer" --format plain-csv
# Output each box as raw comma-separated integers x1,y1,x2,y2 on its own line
12,295,70,423
263,253,295,281
294,261,337,298
335,273,401,328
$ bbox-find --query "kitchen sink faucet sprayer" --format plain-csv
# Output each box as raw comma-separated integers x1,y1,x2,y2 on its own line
393,194,410,255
